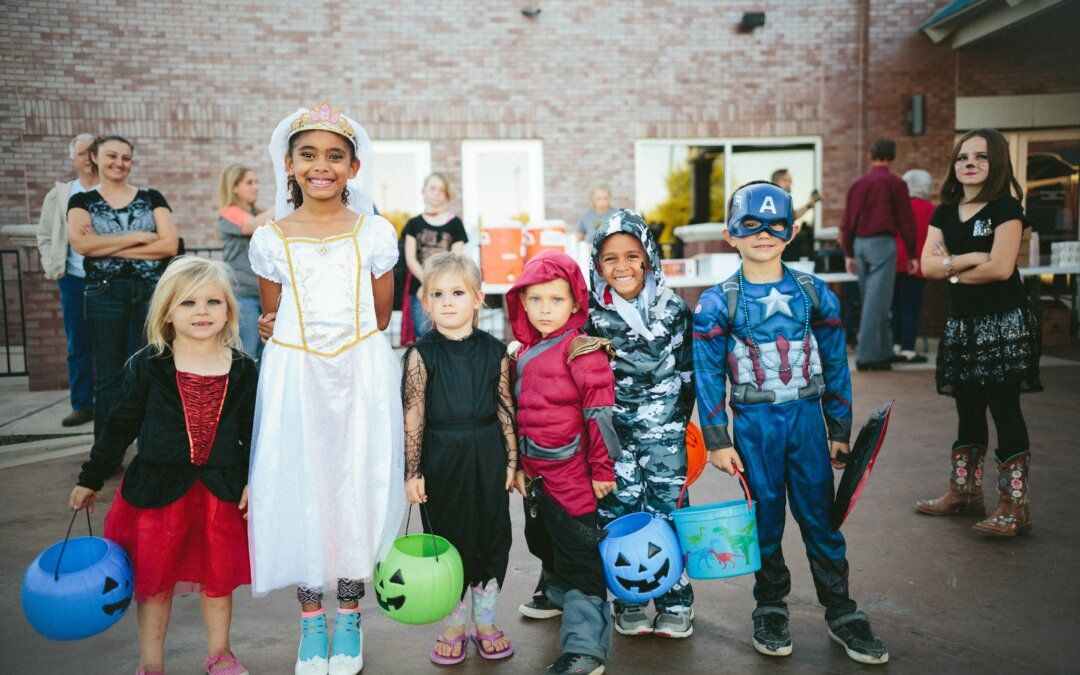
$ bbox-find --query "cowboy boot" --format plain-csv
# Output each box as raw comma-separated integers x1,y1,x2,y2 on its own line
974,450,1031,536
914,443,987,515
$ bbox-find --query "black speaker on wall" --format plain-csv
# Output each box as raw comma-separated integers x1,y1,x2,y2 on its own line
909,94,925,136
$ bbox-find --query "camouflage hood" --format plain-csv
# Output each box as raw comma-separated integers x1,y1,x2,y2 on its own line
588,209,666,341
586,209,695,440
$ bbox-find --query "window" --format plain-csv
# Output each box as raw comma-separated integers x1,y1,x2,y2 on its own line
635,137,822,239
461,140,545,240
371,140,431,233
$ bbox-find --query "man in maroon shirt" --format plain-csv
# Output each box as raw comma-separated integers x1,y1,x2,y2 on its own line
840,138,918,371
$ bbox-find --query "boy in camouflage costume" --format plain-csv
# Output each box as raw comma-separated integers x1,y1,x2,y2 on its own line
589,210,696,637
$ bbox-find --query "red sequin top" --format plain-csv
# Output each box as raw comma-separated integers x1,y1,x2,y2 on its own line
175,372,229,466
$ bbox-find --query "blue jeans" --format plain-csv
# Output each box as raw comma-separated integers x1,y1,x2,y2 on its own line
236,294,264,361
410,291,432,339
890,273,926,352
57,275,94,412
84,278,153,440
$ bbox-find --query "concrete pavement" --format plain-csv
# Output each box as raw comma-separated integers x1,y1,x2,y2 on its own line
2,347,1079,674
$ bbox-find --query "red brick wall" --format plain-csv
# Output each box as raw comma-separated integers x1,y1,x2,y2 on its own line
1,1,1075,383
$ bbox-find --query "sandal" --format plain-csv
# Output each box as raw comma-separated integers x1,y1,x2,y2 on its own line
205,653,249,675
470,629,515,660
429,632,468,665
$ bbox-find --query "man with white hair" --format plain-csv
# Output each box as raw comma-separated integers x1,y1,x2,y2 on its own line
35,133,98,427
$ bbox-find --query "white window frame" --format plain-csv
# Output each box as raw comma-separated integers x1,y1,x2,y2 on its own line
371,140,432,215
634,136,825,235
461,139,545,240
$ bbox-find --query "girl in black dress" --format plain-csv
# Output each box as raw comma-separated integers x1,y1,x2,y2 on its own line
402,253,520,664
915,128,1040,536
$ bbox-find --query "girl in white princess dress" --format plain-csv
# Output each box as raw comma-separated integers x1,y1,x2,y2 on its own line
246,100,405,675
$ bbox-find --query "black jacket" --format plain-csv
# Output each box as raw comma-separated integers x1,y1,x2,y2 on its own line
78,347,258,508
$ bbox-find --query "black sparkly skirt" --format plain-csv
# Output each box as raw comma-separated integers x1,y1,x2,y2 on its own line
936,306,1042,397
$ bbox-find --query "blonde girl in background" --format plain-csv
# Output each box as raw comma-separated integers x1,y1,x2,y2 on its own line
576,181,617,242
401,172,468,342
216,163,273,360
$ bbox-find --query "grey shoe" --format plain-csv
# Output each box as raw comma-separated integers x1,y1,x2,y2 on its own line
653,608,693,638
827,611,889,664
544,652,605,674
519,593,563,619
752,606,792,657
613,603,652,636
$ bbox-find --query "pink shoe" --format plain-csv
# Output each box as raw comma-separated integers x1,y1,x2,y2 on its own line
136,669,163,675
205,653,249,675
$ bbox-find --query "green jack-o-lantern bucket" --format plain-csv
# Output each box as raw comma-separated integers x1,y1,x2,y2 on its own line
374,516,463,625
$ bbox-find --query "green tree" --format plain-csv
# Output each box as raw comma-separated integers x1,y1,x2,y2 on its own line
646,158,725,244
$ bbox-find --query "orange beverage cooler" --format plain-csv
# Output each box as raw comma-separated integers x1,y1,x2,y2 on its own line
524,220,567,260
479,224,524,284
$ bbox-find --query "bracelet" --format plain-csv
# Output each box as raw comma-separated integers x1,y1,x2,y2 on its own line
942,256,957,278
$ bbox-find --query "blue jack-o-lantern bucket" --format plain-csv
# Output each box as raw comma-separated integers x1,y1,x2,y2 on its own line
672,468,761,579
22,511,133,641
599,512,684,603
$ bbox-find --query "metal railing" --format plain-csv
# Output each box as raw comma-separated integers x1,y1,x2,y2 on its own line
0,249,27,376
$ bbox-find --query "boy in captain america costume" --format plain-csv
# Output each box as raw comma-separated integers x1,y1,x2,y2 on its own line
692,181,889,665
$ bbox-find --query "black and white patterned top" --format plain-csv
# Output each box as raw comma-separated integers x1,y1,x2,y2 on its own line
68,188,171,283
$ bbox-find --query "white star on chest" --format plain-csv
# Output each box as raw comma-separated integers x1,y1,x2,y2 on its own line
756,287,794,319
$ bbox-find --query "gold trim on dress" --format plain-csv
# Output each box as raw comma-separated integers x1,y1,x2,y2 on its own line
271,329,380,357
271,216,369,358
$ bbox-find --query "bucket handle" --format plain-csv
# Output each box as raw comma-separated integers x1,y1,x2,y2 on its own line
404,502,444,563
54,507,94,581
676,463,753,514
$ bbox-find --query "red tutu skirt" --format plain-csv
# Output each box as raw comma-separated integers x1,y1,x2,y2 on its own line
104,478,250,602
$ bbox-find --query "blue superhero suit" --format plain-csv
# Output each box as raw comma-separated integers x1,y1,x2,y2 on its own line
693,264,858,621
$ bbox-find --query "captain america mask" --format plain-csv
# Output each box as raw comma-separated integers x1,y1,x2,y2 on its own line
726,183,795,241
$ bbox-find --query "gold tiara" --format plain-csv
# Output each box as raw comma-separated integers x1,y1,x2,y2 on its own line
289,100,356,145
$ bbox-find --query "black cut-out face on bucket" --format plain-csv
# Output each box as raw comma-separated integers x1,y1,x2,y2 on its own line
101,574,132,616
374,564,406,612
613,541,672,593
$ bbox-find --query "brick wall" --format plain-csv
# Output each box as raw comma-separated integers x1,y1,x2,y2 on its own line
1,1,1076,385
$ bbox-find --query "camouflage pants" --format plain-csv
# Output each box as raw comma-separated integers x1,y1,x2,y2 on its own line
598,422,694,614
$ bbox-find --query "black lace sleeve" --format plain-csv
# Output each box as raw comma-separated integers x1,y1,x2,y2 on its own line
401,346,427,480
497,354,519,470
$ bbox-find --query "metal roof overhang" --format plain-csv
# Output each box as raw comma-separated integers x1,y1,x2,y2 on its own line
921,0,1070,48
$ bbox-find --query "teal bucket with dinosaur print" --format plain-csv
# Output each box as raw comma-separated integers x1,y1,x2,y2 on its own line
671,469,760,579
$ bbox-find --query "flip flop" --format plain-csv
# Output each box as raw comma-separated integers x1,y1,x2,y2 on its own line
470,629,515,660
429,632,468,665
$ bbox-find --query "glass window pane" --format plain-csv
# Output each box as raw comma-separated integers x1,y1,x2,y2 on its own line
1026,138,1080,258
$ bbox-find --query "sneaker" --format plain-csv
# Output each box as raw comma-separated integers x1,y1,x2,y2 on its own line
205,653,248,675
62,409,93,427
328,609,363,674
519,593,563,619
653,608,693,638
295,611,329,675
752,607,792,657
545,652,605,674
613,603,653,636
827,611,889,664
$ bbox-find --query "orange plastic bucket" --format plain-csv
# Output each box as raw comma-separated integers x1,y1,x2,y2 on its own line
479,224,523,284
524,220,567,260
